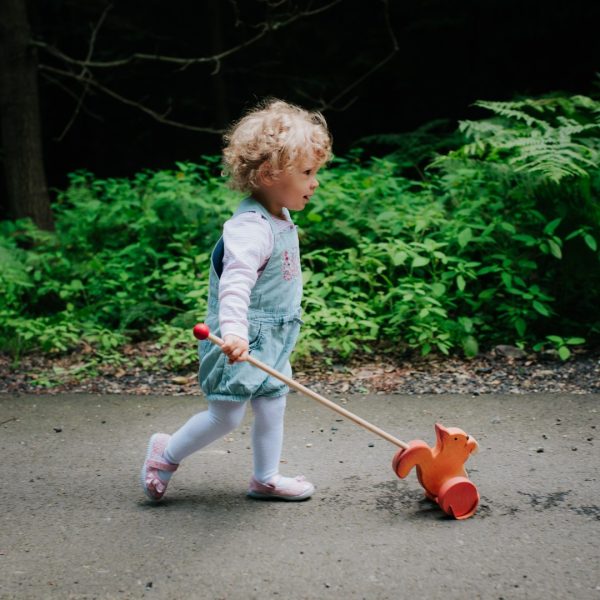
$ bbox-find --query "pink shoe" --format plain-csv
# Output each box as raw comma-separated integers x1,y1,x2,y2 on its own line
141,433,179,501
247,474,315,501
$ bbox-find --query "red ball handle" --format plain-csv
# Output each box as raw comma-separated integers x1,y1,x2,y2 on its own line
193,323,210,340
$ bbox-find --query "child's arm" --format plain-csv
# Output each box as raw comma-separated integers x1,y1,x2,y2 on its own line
219,211,273,363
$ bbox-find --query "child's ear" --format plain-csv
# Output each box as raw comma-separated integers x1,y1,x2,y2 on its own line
258,161,275,187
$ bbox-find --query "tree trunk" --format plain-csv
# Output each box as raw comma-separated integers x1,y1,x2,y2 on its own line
0,0,53,230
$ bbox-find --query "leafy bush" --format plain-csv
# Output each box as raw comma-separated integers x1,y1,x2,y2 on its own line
0,93,598,369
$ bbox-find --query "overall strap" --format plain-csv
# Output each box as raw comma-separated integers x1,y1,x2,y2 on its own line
233,197,277,235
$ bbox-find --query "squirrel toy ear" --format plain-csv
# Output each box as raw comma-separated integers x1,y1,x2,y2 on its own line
435,423,449,444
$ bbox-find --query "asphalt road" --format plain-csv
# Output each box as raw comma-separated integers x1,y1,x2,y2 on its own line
1,392,599,599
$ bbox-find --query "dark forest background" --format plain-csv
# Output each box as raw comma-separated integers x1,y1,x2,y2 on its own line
1,0,599,376
3,0,599,211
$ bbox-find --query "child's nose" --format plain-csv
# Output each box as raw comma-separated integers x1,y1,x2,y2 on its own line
311,177,319,189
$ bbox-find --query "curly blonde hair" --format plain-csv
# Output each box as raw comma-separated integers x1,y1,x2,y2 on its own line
222,98,332,193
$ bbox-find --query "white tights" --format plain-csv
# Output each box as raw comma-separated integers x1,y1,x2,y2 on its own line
163,395,287,483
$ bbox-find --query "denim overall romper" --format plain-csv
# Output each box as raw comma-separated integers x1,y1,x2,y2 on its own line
199,197,304,402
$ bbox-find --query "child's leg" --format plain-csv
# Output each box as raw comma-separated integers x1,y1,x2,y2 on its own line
164,400,248,464
250,394,287,483
248,394,315,500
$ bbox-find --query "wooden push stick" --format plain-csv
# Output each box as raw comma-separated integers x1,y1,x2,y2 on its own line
193,322,480,519
193,323,409,450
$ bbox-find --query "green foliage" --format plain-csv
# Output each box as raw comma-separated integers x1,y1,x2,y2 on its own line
533,335,586,361
439,95,600,183
0,160,228,365
1,94,599,374
354,119,463,175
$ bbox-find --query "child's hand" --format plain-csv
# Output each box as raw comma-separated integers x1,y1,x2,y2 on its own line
221,334,250,364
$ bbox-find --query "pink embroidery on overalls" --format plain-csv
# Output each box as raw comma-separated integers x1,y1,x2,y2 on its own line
282,248,300,281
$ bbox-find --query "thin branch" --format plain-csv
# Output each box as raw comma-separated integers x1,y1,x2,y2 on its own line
40,72,104,124
229,0,243,27
57,3,113,141
313,0,399,112
31,0,342,70
260,0,288,8
275,0,342,27
39,64,224,134
34,0,343,135
32,26,268,68
87,3,112,57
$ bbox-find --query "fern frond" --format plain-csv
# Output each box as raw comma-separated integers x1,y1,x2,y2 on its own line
554,117,599,136
474,99,550,129
453,96,600,182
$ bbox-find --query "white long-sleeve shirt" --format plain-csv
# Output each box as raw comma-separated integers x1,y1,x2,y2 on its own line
219,207,293,340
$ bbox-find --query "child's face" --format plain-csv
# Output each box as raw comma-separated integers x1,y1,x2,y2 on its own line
259,158,321,217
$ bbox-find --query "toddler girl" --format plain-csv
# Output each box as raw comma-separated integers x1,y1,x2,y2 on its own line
141,99,332,501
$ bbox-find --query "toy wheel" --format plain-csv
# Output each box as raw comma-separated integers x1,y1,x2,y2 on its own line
437,476,479,520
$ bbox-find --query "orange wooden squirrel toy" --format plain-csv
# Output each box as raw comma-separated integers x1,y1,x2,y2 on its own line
392,423,480,519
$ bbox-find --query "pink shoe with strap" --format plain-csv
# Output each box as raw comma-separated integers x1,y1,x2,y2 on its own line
141,433,179,501
247,474,315,501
